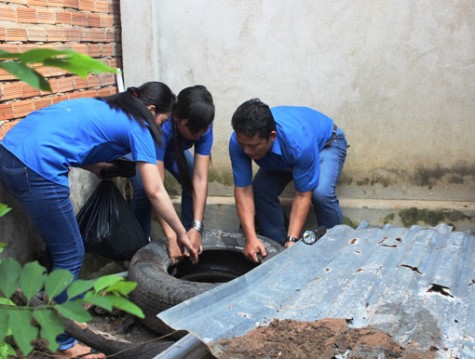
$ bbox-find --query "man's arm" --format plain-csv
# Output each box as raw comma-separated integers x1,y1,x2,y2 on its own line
234,185,268,262
285,190,312,248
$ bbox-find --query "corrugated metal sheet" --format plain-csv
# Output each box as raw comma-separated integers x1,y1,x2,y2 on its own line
158,224,475,358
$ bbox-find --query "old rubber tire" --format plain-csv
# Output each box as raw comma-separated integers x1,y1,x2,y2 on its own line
127,228,283,334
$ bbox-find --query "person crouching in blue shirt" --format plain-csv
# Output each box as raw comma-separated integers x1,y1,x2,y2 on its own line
229,98,348,263
129,85,215,264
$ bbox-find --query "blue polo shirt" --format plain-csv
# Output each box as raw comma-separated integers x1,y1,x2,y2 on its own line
229,106,334,192
155,117,213,160
1,98,157,186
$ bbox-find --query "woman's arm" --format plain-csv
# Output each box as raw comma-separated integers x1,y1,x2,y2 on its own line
187,154,209,250
137,161,198,263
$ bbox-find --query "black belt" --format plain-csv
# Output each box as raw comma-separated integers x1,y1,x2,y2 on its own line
325,124,338,147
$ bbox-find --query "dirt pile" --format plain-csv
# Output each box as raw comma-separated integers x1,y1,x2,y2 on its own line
211,318,437,359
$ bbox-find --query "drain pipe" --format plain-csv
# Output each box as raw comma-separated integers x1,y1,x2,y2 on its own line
153,333,208,359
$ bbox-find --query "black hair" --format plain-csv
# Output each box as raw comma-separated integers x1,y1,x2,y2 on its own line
231,98,276,139
173,85,215,193
97,81,176,146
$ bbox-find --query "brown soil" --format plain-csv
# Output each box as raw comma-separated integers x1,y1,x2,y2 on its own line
211,318,438,359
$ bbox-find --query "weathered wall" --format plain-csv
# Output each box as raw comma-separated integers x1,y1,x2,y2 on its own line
121,0,475,205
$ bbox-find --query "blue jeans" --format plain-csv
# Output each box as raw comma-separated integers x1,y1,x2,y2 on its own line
0,146,81,350
130,150,194,237
253,128,348,245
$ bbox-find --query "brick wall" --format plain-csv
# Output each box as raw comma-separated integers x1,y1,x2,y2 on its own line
0,0,122,139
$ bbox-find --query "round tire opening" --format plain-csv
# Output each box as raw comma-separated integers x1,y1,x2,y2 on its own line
168,249,259,283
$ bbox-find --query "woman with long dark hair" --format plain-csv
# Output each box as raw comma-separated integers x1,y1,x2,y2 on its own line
0,81,199,359
130,85,215,263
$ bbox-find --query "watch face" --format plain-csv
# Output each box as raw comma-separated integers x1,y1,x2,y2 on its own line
302,231,316,245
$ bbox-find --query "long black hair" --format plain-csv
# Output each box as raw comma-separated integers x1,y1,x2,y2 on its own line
173,85,215,193
97,81,176,145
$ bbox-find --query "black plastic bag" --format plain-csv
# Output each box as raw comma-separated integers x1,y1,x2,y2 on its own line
100,158,136,178
77,181,148,261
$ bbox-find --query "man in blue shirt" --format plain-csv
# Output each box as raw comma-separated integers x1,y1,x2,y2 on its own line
229,98,348,262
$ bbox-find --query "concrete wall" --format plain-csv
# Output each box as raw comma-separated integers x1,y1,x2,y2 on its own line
120,0,474,231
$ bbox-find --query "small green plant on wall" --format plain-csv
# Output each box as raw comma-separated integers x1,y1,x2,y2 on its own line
0,49,142,357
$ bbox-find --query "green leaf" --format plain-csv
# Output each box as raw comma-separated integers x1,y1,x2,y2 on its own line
56,301,92,323
0,307,9,343
9,309,37,356
0,258,21,298
33,308,63,352
81,293,113,312
103,280,137,295
0,204,11,217
0,61,51,91
67,279,95,300
0,49,18,59
94,274,124,292
44,55,115,78
17,48,70,63
0,342,16,358
44,269,73,300
19,261,47,302
108,296,144,318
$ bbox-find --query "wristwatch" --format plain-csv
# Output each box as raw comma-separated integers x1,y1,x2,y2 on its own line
286,236,300,243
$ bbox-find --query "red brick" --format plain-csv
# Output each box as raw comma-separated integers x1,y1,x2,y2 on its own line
90,28,106,42
0,119,21,140
71,43,87,53
66,91,81,99
73,76,88,89
6,28,27,41
1,81,40,100
71,12,87,26
33,96,53,110
27,27,47,41
53,76,76,93
63,0,79,9
87,13,101,27
87,75,100,88
80,28,93,41
36,9,56,24
17,7,37,23
86,43,101,57
78,0,94,12
100,13,113,27
52,94,69,103
47,28,66,41
64,28,80,41
0,103,13,121
94,0,109,13
12,99,35,118
28,0,48,6
48,0,65,7
0,6,16,21
55,10,71,24
4,0,27,4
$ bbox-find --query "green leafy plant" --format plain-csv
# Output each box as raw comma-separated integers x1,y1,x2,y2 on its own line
0,48,116,92
0,256,143,356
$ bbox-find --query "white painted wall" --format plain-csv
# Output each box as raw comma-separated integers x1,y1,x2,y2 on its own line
121,0,475,200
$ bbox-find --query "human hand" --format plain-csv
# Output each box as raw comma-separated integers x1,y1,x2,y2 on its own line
284,240,296,249
177,233,199,264
167,236,185,265
187,228,204,255
243,238,267,263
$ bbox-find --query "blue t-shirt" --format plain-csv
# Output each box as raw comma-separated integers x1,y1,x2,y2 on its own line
155,117,213,161
229,106,334,192
2,98,157,186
